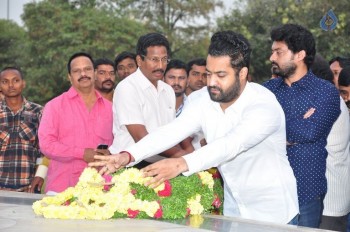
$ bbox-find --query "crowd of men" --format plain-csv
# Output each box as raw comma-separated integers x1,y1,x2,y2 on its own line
1,23,350,231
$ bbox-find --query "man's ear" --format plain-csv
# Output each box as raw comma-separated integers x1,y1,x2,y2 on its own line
67,74,72,84
239,67,249,80
296,50,306,61
136,55,142,67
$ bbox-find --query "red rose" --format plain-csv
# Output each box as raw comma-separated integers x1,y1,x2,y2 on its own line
131,189,137,195
103,174,113,191
154,203,163,219
212,170,221,179
186,208,191,216
212,194,222,208
127,209,140,218
157,180,172,197
62,200,70,206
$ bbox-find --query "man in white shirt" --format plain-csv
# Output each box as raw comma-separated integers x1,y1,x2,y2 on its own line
108,33,186,168
90,31,299,224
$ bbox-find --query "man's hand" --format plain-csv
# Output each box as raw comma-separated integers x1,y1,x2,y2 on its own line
83,148,111,163
28,177,44,193
303,107,316,119
88,152,132,175
142,157,189,188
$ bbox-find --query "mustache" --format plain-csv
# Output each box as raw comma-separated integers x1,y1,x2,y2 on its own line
271,62,279,67
102,80,115,85
172,84,183,89
208,86,221,91
152,69,164,74
78,76,91,81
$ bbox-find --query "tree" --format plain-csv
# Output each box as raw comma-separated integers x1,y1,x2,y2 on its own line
217,0,350,82
0,20,28,68
111,0,223,61
21,0,148,104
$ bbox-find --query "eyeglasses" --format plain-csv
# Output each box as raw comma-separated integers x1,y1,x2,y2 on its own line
141,55,170,64
71,66,94,75
97,70,115,77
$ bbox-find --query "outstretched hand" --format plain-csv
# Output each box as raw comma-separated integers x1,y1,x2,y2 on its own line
88,152,131,175
141,157,188,188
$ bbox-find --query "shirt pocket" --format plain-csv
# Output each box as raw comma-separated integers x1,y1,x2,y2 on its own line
18,121,38,144
94,115,113,145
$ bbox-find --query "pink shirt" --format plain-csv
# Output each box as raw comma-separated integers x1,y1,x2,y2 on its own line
39,87,113,193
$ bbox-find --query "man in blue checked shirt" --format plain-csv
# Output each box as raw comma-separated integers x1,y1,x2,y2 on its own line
264,24,341,229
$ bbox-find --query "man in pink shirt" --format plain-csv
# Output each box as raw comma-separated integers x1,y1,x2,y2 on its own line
38,52,113,194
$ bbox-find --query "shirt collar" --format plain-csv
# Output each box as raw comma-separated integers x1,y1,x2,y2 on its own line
1,96,29,112
275,70,315,89
136,68,165,92
67,86,104,101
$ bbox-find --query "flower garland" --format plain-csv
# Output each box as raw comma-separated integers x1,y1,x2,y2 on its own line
33,167,223,220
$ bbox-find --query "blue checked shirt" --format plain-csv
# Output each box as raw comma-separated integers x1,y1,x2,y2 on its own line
264,71,340,206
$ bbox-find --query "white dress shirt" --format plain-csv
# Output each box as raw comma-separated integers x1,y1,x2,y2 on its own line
323,98,350,216
184,87,208,149
127,82,299,224
109,68,176,163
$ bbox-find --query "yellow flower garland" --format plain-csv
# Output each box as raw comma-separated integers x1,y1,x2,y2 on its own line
33,167,221,220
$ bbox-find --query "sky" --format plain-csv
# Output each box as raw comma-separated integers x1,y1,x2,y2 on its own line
0,0,233,27
0,0,33,26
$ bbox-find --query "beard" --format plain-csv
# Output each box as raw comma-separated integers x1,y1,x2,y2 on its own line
208,74,241,103
271,61,297,79
172,84,185,97
98,80,115,93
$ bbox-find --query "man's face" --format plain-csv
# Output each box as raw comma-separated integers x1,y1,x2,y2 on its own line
270,41,297,79
116,58,137,80
94,64,116,93
68,56,94,91
187,64,207,92
330,61,342,89
206,55,242,104
339,85,350,109
164,68,188,97
0,69,25,98
137,46,168,85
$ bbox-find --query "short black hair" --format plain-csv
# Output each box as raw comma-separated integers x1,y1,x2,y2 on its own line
67,52,94,74
339,67,350,87
114,51,137,68
0,66,24,79
164,59,187,76
311,54,334,84
208,30,251,71
136,33,171,59
94,58,114,70
329,56,350,68
186,58,206,75
270,24,315,69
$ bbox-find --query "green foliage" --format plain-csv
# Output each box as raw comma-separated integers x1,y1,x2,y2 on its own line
3,0,222,104
0,20,28,68
130,183,158,201
112,211,127,218
110,170,223,220
112,0,223,61
20,0,147,104
217,0,350,83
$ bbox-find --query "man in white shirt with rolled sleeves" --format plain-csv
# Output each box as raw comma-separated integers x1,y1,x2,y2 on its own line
90,30,299,224
108,32,186,169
